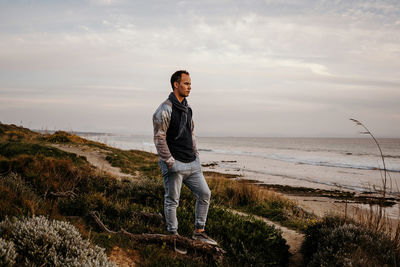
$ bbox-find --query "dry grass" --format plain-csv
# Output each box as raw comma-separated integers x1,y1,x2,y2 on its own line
348,203,400,249
348,118,400,251
207,176,292,207
205,175,315,231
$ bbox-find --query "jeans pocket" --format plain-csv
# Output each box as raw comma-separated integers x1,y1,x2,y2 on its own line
195,156,202,169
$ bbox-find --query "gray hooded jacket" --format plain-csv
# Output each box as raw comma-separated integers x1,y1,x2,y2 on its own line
153,98,199,166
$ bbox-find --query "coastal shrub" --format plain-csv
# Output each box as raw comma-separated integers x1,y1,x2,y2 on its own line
44,131,72,143
208,207,289,266
302,215,400,266
0,216,116,266
0,123,40,143
301,215,342,263
0,172,40,220
0,153,93,198
39,130,93,145
0,238,16,267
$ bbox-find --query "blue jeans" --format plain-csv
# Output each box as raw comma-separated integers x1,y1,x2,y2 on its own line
158,156,211,234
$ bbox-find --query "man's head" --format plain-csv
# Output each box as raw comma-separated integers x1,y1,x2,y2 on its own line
170,70,191,100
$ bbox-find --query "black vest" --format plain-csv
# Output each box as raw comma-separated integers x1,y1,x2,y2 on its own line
166,105,196,163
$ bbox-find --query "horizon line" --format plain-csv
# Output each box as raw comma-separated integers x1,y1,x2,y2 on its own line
31,128,398,139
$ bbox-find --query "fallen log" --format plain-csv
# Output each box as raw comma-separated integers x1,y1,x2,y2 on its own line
89,210,225,262
89,211,117,234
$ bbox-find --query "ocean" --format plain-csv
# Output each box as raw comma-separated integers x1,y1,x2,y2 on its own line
77,133,400,196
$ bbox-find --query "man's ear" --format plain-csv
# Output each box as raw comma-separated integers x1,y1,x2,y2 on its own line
174,81,179,89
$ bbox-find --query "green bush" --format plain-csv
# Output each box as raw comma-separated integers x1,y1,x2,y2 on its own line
44,131,72,143
301,215,343,264
302,215,400,266
0,216,116,266
207,207,289,266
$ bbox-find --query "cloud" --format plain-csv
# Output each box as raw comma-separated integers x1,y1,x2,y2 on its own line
88,0,124,6
0,0,399,136
276,60,332,76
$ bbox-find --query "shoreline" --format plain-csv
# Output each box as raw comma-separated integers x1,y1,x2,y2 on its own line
203,167,400,220
202,167,399,206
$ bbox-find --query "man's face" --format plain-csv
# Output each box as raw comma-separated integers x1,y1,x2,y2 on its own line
174,73,191,98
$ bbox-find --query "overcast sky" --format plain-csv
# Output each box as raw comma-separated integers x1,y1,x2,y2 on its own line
0,0,399,137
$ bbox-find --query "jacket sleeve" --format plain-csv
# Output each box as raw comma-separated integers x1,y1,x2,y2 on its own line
191,118,199,157
153,103,175,166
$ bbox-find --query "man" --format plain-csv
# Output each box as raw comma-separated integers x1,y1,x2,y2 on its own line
153,70,217,246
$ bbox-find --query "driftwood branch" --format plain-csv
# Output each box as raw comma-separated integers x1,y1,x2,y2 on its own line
89,210,225,261
89,211,117,234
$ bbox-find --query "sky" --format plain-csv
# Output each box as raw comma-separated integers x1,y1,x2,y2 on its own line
0,0,399,137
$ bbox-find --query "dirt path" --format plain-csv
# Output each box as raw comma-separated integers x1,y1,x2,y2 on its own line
228,209,304,267
50,143,135,180
108,246,140,267
50,144,140,266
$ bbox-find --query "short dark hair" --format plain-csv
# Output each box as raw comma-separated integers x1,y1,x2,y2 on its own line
170,70,189,90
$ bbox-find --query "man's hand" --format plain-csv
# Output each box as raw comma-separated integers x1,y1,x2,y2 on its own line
167,162,174,169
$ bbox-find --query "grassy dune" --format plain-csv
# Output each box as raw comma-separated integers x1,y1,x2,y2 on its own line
0,123,291,266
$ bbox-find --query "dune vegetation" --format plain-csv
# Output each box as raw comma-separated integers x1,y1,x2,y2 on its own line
0,123,291,266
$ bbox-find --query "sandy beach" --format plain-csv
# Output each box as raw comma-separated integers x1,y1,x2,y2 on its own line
200,156,400,223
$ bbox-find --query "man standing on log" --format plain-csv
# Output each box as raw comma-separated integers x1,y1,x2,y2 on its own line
153,70,217,246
